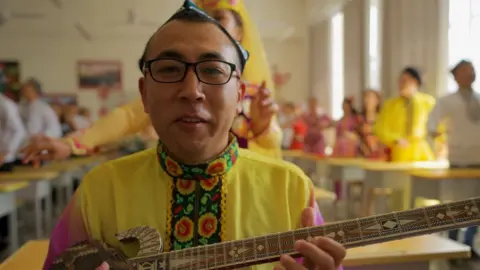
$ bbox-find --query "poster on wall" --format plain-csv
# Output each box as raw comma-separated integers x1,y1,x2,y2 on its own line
43,93,78,105
0,61,21,101
77,60,123,90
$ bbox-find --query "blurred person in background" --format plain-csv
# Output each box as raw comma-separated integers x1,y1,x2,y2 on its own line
22,0,282,163
357,89,386,159
427,60,480,260
19,78,62,139
0,91,25,250
303,96,333,155
331,97,360,157
374,67,435,162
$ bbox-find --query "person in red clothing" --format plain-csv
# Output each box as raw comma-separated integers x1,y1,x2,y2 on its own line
280,102,307,150
290,113,308,150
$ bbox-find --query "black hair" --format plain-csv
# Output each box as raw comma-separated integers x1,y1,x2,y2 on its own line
402,67,422,86
343,98,358,116
24,78,43,96
451,60,474,75
142,4,248,72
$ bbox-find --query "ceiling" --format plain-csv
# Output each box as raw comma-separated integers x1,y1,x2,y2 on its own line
0,0,349,41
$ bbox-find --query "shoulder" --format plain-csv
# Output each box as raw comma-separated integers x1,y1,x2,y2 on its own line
236,149,311,187
81,149,158,191
417,92,436,105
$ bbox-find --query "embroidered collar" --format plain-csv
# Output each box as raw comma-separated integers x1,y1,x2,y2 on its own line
157,135,239,180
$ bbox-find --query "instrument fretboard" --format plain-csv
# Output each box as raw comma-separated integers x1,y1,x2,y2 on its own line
131,197,480,270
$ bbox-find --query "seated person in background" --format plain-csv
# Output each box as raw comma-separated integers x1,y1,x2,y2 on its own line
19,78,62,139
0,92,25,250
280,102,307,150
374,67,435,162
332,97,360,157
43,2,345,270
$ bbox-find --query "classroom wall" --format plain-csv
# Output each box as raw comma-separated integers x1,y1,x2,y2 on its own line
0,0,311,112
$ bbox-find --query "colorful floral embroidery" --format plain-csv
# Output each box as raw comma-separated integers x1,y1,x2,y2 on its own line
158,134,238,251
174,217,194,243
200,178,219,191
157,135,238,180
198,213,218,238
176,179,195,195
165,156,184,177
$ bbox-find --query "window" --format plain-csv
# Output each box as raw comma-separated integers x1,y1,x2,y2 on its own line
368,0,380,90
448,0,480,92
331,12,344,120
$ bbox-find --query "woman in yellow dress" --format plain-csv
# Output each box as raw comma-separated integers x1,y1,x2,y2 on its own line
22,0,282,162
374,67,436,162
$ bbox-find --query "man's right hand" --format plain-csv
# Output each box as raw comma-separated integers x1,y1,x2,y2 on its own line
21,135,72,164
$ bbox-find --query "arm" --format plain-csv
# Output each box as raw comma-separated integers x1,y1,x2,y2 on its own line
426,98,445,137
73,99,151,151
1,103,26,162
252,116,282,149
43,106,63,138
373,101,402,146
43,190,90,270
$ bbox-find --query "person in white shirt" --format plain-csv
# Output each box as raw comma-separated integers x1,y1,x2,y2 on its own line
0,93,26,171
19,78,62,139
427,60,479,259
0,92,26,249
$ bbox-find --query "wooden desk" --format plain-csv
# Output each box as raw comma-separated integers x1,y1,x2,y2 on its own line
358,161,448,214
314,187,336,201
0,171,59,239
0,240,48,270
0,171,58,182
0,182,30,252
2,235,470,270
407,168,480,210
324,158,365,219
344,235,470,270
282,151,327,187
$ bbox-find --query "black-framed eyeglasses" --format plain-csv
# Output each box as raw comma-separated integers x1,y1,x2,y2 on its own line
144,58,239,85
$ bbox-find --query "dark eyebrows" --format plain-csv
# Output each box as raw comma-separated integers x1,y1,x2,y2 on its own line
149,50,228,62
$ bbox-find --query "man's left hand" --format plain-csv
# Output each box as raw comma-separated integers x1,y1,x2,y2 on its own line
250,81,278,137
277,208,346,270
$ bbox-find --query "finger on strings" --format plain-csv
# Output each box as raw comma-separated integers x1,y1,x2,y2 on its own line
312,237,346,268
301,207,315,228
295,240,335,270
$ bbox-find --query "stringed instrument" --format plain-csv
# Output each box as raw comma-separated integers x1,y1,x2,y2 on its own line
51,196,480,270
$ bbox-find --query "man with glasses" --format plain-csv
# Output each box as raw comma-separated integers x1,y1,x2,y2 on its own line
22,0,281,164
44,2,345,270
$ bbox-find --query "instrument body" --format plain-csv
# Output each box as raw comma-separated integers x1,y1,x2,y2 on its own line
50,197,480,270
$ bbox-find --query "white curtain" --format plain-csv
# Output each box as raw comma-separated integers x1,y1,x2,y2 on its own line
308,21,332,113
343,0,368,105
380,0,449,98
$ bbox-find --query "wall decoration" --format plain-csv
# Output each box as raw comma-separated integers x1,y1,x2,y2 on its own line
77,60,123,90
43,93,78,105
0,61,21,102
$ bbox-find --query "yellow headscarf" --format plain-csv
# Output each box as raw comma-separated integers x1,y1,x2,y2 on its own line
195,0,276,96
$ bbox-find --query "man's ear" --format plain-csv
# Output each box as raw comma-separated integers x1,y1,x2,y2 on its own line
138,77,149,114
237,81,246,114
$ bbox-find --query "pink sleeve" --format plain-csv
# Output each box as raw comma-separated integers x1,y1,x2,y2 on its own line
43,193,90,270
